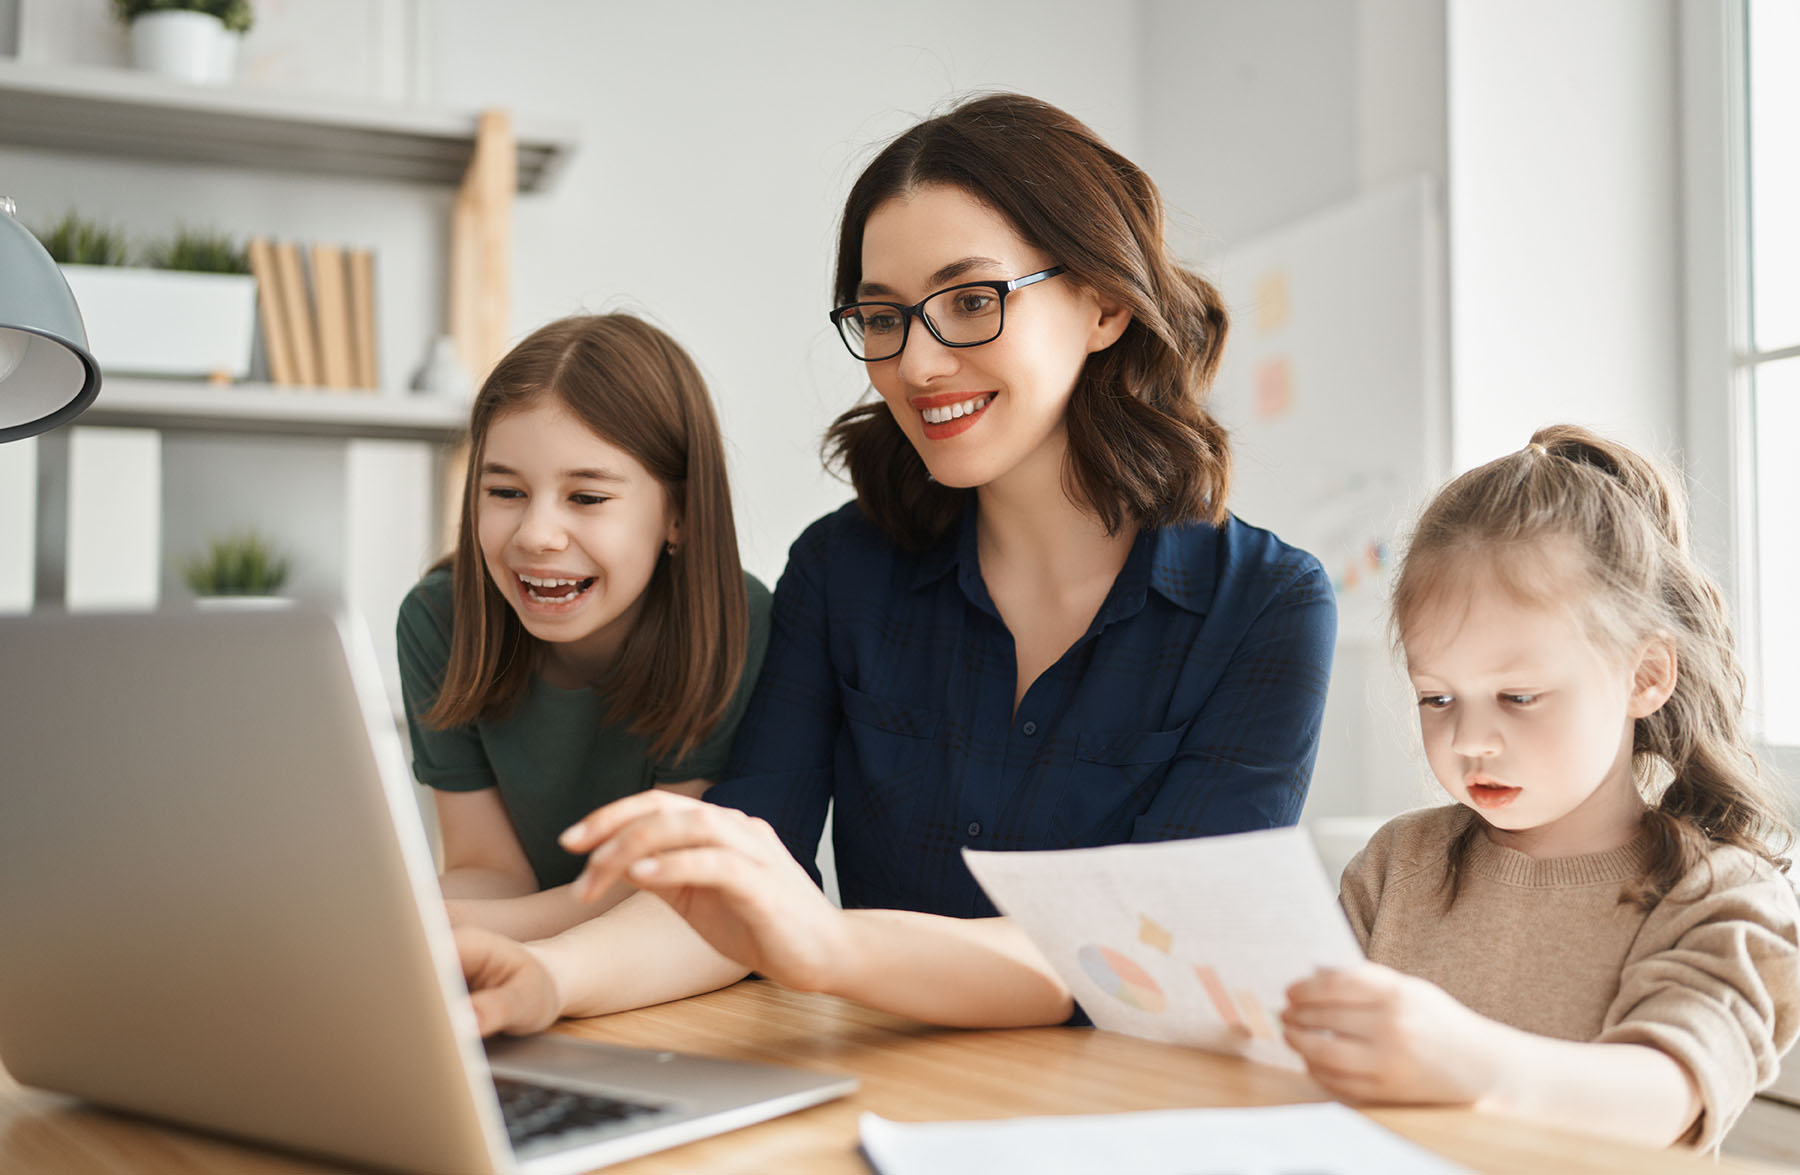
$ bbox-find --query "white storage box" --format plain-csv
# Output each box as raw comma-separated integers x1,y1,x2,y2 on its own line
60,264,256,380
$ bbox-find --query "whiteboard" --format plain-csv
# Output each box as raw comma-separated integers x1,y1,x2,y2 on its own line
1206,177,1446,644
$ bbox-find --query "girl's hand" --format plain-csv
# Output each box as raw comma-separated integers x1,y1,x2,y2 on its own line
455,925,562,1037
1280,963,1505,1106
560,791,849,992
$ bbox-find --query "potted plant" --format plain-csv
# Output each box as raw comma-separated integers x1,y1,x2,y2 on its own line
182,530,291,604
43,216,258,381
112,0,255,86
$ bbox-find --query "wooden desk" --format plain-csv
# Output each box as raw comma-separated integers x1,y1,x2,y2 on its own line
0,981,1788,1174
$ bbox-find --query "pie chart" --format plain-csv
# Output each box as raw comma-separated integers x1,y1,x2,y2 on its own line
1077,944,1166,1013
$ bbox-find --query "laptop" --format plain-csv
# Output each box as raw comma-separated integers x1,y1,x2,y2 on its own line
0,606,856,1174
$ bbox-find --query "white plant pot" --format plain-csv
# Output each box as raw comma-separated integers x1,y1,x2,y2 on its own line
129,10,227,86
60,265,258,380
210,31,244,85
194,595,292,609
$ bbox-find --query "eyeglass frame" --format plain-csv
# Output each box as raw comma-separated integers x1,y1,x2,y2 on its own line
828,266,1067,361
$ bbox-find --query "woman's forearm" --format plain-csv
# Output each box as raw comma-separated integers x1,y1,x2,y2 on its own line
530,890,751,1018
1479,1028,1701,1147
813,911,1073,1027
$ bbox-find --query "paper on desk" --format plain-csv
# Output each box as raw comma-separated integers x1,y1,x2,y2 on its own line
859,1104,1469,1175
964,826,1362,1069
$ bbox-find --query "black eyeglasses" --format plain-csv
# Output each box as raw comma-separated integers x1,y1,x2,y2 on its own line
828,266,1066,361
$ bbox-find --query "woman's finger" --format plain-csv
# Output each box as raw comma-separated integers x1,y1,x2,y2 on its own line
624,844,769,898
572,802,770,901
558,788,700,854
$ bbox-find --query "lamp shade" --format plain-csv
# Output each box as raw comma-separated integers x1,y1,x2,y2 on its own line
0,199,102,443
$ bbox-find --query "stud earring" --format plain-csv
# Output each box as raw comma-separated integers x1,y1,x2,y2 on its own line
664,541,678,556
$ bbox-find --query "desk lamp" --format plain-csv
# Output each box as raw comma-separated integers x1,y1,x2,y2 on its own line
0,197,101,442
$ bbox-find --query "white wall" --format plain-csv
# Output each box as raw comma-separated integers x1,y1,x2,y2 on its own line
1447,0,1683,469
420,0,1144,584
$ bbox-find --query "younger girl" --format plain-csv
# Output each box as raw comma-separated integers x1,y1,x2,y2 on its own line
397,314,771,942
1282,424,1799,1149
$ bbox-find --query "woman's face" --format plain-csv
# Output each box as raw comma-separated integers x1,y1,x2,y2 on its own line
856,183,1128,493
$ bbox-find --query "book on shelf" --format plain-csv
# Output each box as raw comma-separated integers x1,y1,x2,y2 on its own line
246,237,297,387
270,241,321,388
246,239,381,393
347,249,380,391
310,242,355,391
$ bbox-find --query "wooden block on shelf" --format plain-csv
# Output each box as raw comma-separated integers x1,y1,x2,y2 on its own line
271,241,321,388
347,248,380,391
246,237,296,386
310,242,355,391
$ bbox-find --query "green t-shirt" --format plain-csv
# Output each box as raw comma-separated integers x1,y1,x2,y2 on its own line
396,566,772,889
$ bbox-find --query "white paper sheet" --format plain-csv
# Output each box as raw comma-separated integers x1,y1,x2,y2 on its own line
963,826,1363,1069
859,1104,1469,1175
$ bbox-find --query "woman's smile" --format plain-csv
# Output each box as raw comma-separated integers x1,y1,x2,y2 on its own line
913,390,997,439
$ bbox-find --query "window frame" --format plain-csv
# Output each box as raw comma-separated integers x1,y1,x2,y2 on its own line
1680,0,1798,779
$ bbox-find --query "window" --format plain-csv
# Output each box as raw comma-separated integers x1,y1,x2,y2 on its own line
1744,0,1799,748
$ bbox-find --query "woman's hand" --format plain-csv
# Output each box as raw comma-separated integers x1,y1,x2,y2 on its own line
455,925,563,1037
560,790,849,992
1280,963,1505,1106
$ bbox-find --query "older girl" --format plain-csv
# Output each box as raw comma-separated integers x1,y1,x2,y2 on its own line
398,314,770,942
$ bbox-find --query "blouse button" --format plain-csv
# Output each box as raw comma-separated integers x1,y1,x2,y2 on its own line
967,821,982,837
1021,720,1038,736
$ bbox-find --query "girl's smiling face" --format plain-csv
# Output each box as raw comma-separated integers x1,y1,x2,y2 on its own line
1401,547,1675,859
477,396,679,681
856,183,1129,493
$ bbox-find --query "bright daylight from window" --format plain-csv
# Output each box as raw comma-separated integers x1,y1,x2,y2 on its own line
1749,0,1797,745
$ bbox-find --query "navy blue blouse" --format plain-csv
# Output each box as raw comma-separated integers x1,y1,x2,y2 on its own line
707,499,1336,918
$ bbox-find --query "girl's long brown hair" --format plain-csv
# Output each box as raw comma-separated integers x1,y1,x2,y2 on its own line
824,92,1233,551
423,314,748,763
1393,424,1793,909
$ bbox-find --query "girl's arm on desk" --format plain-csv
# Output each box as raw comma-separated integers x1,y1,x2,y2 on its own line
438,782,713,941
557,789,1073,1028
435,788,538,900
1281,964,1700,1147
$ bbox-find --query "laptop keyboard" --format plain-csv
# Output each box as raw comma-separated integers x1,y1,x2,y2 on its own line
493,1075,668,1148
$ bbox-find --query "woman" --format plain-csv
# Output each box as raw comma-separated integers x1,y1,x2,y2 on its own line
459,93,1337,1032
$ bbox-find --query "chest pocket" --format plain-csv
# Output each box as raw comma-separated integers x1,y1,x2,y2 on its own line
834,681,943,846
1053,722,1190,844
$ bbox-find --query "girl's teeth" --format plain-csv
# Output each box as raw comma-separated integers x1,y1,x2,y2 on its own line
922,394,992,425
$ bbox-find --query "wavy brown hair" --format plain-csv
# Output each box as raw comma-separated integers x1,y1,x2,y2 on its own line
423,314,748,762
1393,424,1793,910
824,92,1233,551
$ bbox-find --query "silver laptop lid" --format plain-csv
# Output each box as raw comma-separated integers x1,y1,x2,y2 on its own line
0,607,512,1174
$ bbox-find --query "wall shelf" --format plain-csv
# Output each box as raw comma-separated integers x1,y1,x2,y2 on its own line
0,59,575,192
83,378,469,443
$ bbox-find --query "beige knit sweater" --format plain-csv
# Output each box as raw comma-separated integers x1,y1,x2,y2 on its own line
1340,804,1800,1149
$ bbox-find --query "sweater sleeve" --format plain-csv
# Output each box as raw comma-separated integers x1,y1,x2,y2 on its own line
1594,849,1800,1150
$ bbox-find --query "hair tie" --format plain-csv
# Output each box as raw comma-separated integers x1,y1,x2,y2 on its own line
1526,441,1548,458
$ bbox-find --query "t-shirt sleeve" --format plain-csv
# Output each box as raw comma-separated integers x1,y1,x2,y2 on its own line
1130,554,1337,842
1594,852,1800,1150
651,572,774,784
395,575,498,793
704,525,840,885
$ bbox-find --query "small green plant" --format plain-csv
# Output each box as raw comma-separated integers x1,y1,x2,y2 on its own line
182,531,290,597
112,0,255,34
142,225,249,274
32,211,130,266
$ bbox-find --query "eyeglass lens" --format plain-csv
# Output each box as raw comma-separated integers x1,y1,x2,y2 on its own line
840,284,1005,360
